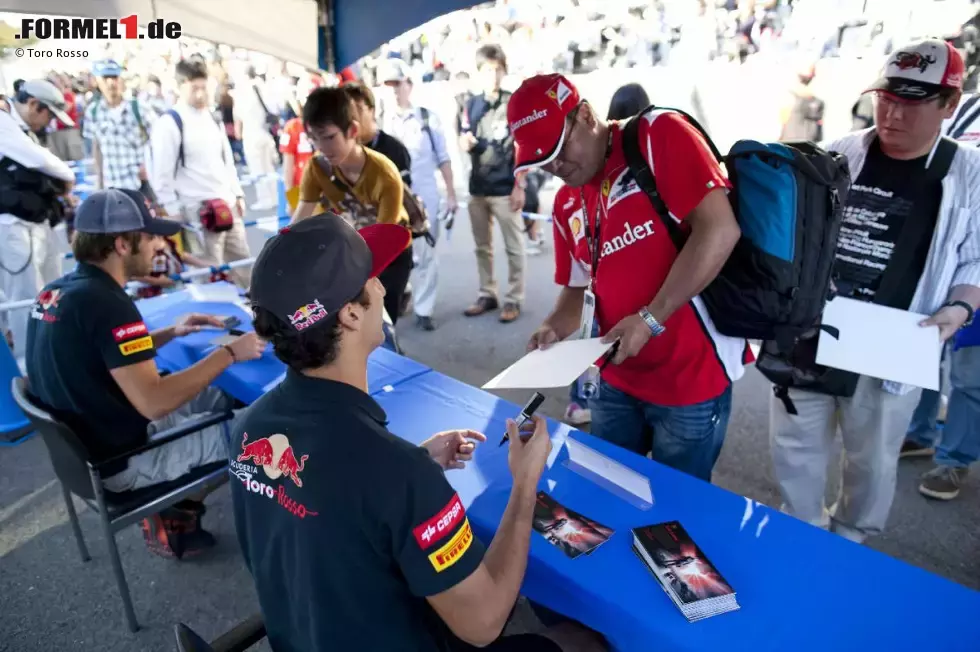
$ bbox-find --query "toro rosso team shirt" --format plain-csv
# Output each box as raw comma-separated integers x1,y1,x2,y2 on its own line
552,112,751,407
25,263,157,476
230,370,485,652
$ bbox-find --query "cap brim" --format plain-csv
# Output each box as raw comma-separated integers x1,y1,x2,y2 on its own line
50,106,75,127
863,77,944,101
360,223,411,278
514,121,568,174
142,217,182,237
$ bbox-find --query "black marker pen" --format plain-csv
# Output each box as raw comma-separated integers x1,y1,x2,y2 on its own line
499,392,546,447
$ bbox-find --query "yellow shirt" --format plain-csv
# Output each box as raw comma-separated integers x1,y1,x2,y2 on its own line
299,148,409,231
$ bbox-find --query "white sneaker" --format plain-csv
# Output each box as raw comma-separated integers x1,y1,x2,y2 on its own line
526,237,544,256
564,403,592,426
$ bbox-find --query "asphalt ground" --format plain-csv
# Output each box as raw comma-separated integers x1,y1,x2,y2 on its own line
1,176,978,652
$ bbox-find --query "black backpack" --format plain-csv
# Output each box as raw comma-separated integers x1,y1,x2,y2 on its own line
621,106,850,354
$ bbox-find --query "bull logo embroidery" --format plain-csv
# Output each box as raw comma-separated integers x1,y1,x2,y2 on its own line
891,51,936,74
237,432,309,488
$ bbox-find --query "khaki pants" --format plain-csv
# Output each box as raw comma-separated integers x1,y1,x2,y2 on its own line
182,206,252,287
769,375,921,542
468,195,525,305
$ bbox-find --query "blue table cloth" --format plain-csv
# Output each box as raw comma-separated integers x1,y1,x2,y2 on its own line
374,371,980,652
137,289,430,401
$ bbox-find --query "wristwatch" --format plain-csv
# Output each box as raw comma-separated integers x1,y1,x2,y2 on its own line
944,300,975,328
638,308,666,337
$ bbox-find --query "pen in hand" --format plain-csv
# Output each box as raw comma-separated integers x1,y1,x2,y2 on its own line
500,392,546,447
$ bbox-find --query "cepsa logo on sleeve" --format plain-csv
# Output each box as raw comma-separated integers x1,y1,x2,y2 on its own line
413,494,465,550
16,15,182,41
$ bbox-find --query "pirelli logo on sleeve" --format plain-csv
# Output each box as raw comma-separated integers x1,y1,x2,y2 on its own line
119,335,153,356
428,518,474,573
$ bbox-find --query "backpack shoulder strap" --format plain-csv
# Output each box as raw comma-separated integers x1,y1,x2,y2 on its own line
419,107,438,156
928,136,959,180
622,106,687,250
130,99,143,131
165,109,184,176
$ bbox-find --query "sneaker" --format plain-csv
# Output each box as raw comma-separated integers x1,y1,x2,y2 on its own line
564,402,592,426
900,439,936,459
526,237,543,256
464,296,499,317
919,465,968,500
499,303,521,323
416,315,436,331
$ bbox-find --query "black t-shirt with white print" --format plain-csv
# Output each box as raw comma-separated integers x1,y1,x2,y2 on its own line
834,138,942,303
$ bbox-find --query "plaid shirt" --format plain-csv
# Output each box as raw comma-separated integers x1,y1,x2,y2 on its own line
82,98,156,190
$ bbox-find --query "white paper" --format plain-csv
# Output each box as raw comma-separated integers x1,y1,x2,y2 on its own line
482,338,613,389
816,297,941,391
565,438,654,505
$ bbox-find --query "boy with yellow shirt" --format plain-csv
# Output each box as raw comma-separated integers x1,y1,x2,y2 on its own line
292,87,413,324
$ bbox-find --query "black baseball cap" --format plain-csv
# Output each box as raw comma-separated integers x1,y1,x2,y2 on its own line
250,214,411,333
74,188,181,237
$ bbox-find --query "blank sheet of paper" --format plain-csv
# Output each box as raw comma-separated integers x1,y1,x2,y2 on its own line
816,297,941,391
482,338,613,390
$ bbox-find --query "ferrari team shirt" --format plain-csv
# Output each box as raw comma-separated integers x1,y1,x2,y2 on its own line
551,111,750,407
230,371,485,652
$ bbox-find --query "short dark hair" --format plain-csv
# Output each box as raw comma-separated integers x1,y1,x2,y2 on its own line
303,87,355,132
253,287,372,371
607,83,650,121
343,81,375,112
71,231,141,264
475,44,507,73
175,59,208,85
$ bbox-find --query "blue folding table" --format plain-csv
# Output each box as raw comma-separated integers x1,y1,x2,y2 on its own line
373,371,980,652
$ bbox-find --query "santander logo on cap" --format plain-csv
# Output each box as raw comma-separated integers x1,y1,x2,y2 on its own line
510,108,548,132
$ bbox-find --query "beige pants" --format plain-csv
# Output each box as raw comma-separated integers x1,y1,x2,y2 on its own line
769,375,921,542
182,206,252,287
468,195,525,305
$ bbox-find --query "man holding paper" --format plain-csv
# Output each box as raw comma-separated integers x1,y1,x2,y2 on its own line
513,74,749,482
770,40,980,542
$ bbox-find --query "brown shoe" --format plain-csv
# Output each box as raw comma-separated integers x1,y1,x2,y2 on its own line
464,296,499,317
499,303,521,323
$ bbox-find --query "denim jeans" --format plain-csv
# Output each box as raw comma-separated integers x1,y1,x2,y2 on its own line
907,346,980,468
589,380,733,481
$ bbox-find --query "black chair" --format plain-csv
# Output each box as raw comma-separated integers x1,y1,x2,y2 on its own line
11,377,234,633
174,615,267,652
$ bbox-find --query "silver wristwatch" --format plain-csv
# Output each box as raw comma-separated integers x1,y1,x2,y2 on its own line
638,308,666,337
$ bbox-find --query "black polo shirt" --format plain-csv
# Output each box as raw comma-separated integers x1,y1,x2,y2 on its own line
230,370,486,652
458,91,516,197
26,263,157,475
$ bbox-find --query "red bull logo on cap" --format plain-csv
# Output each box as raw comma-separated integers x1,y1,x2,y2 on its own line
288,299,329,331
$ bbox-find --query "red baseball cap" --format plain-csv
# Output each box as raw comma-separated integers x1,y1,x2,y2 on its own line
864,39,964,101
508,74,581,173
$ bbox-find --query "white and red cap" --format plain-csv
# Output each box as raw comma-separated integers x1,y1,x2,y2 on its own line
864,39,964,101
508,73,581,173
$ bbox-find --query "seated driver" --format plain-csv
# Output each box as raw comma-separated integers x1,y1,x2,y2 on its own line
232,214,606,651
26,188,265,556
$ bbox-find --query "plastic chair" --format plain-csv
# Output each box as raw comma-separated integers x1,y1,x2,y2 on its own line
0,341,32,444
11,377,233,632
174,615,266,652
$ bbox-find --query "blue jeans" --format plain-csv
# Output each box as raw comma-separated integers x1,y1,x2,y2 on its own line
907,346,980,468
589,380,733,481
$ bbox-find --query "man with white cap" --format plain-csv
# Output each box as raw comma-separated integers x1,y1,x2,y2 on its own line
0,79,75,355
380,59,458,331
770,39,980,542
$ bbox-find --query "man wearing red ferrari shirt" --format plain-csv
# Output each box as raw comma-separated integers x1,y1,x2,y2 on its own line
519,74,749,481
